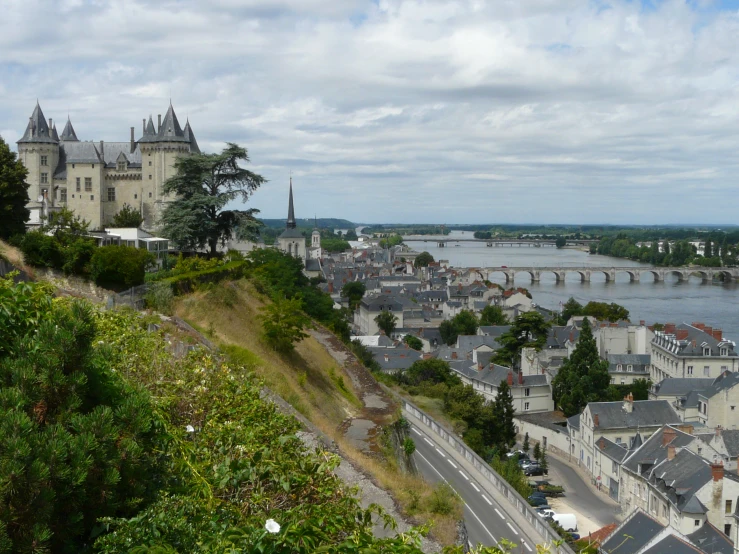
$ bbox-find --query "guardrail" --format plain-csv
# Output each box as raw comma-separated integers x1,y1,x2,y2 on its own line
402,399,575,554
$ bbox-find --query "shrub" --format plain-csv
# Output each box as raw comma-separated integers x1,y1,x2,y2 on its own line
145,282,175,314
89,245,155,290
19,231,62,268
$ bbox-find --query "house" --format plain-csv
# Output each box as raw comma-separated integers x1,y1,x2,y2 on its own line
593,435,634,500
367,346,423,373
355,294,406,336
608,354,651,385
674,371,739,430
103,227,169,266
651,378,716,403
595,321,653,357
649,323,738,382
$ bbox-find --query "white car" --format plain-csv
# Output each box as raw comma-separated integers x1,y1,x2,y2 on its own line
537,508,556,518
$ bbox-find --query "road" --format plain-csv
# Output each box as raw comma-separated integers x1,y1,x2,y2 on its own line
545,455,620,528
411,425,538,552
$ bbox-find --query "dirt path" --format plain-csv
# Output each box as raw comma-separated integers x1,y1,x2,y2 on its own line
309,328,398,455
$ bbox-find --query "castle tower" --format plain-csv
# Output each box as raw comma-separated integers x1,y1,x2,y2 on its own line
277,177,306,260
17,102,60,208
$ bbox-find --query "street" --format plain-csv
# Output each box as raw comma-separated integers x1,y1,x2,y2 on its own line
411,425,538,552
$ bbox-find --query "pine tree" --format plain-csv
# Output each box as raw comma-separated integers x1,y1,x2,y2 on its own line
705,239,712,258
551,318,611,416
533,441,542,463
523,432,530,454
540,445,549,474
492,380,517,450
0,135,30,239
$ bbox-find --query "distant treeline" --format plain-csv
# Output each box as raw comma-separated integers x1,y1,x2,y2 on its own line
258,218,355,229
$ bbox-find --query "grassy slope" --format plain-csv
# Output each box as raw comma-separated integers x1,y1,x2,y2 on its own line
173,280,462,546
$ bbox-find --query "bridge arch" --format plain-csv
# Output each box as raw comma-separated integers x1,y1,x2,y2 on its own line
691,269,711,282
666,269,688,282
486,269,512,284
621,269,639,282
715,270,733,283
513,270,537,283
644,269,662,282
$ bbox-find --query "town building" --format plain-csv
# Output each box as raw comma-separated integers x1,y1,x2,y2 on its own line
17,102,200,230
607,354,651,385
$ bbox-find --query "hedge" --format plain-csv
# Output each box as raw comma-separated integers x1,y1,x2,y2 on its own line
161,261,246,295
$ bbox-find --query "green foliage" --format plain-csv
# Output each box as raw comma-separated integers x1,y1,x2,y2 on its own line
144,282,175,314
0,276,54,356
533,442,541,462
0,283,166,553
522,433,530,454
480,305,508,326
344,229,358,241
414,251,435,268
112,203,144,228
321,238,351,252
403,438,416,457
160,143,265,256
493,312,551,369
404,334,423,351
402,359,461,388
260,295,311,353
453,310,479,336
0,135,30,239
89,245,155,290
439,320,458,346
560,297,583,323
379,234,404,248
491,380,516,449
375,310,398,336
342,281,366,310
582,301,630,322
555,237,566,248
551,318,612,416
428,483,460,515
608,378,652,402
489,456,532,499
350,339,382,372
539,445,548,473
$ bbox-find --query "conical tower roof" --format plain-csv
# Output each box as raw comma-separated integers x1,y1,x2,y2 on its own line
157,103,188,142
183,119,200,153
18,102,57,144
138,115,158,143
60,117,79,141
279,177,303,239
51,124,60,141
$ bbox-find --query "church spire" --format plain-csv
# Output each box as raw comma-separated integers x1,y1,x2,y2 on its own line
286,176,296,229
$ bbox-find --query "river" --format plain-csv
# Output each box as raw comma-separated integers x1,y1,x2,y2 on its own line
405,231,739,338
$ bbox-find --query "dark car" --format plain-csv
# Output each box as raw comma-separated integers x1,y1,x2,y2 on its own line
528,495,549,507
525,465,545,476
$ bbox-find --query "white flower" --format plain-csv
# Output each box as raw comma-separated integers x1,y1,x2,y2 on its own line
185,425,195,433
264,519,281,534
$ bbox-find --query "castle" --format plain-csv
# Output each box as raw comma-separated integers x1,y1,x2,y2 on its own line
17,101,200,230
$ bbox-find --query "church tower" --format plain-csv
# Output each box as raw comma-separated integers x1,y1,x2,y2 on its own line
277,177,306,260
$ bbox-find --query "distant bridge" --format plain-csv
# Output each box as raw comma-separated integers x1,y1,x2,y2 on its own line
478,266,739,284
403,236,597,248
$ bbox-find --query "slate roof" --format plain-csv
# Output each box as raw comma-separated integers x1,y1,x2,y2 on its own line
719,430,739,458
587,400,681,430
183,120,200,153
415,290,448,303
652,323,737,358
642,534,703,554
58,142,101,164
596,436,630,462
698,371,739,400
60,117,79,141
305,259,321,272
567,413,580,430
156,104,189,142
100,142,142,167
623,426,696,474
686,523,735,554
600,510,665,554
451,364,549,389
607,354,651,373
456,335,502,353
478,325,511,338
652,378,715,398
368,346,422,371
18,102,57,144
138,116,158,142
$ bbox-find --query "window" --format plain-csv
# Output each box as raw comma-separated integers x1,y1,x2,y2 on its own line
91,164,95,168
60,188,67,202
627,365,633,372
76,177,81,192
134,194,137,199
662,505,667,518
695,519,700,527
612,461,618,473
726,500,733,514
107,188,116,202
525,388,531,397
704,366,710,376
703,347,711,356
148,161,152,166
721,365,728,371
40,172,48,184
524,402,530,411
726,524,732,536
721,349,728,357
615,437,622,445
72,164,75,168
732,406,736,411
90,195,94,200
117,161,126,171
687,366,693,375
149,174,152,180
621,378,626,384
148,192,152,198
40,155,47,166
617,364,623,371
85,177,92,191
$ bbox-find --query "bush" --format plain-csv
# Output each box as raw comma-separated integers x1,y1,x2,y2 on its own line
89,245,155,290
145,282,175,314
19,231,62,268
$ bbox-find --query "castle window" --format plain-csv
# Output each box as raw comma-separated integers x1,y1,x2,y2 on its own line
40,173,48,184
72,164,75,168
134,194,137,199
117,161,127,171
149,174,152,180
107,188,116,202
76,177,81,192
41,155,47,166
149,161,152,166
92,164,95,168
60,188,67,202
149,192,152,198
85,178,92,191
90,195,94,201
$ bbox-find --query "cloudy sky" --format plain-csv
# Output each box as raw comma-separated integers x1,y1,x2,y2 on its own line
1,0,738,225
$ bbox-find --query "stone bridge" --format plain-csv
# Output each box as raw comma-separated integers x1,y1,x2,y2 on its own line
480,266,739,284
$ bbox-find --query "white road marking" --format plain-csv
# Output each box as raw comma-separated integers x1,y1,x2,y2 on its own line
435,447,445,457
415,450,448,483
471,482,480,492
448,459,457,469
411,427,421,435
424,437,434,446
459,470,469,480
494,508,505,520
506,522,519,536
465,503,498,545
522,540,533,552
482,494,493,506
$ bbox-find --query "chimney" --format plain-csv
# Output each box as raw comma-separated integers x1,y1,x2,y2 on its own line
711,462,724,482
143,118,146,134
130,127,135,153
423,353,432,360
676,329,689,341
478,362,484,372
692,340,697,348
677,424,694,435
665,323,676,335
99,140,104,157
663,426,677,446
599,437,606,450
716,426,722,437
593,413,599,427
507,371,513,386
667,444,676,461
158,114,162,132
518,371,524,385
451,351,457,360
640,320,645,326
704,326,713,337
695,322,706,331
384,354,389,363
623,393,634,413
328,282,333,293
713,329,723,341
48,117,52,130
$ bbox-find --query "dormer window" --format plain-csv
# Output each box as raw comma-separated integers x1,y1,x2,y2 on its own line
721,348,728,357
703,347,711,356
627,365,633,372
617,364,623,371
117,161,127,171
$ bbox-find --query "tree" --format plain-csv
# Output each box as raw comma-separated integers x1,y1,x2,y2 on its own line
561,297,583,323
374,310,398,336
344,229,358,241
533,442,541,463
540,445,549,474
452,310,479,336
0,135,30,239
404,358,460,387
492,380,516,449
555,237,566,249
440,320,458,346
260,295,311,353
342,281,366,310
160,143,265,256
494,312,551,369
522,432,530,454
480,305,508,326
581,301,629,322
89,245,155,289
551,318,611,416
414,251,435,268
704,239,712,259
404,334,423,351
111,203,144,228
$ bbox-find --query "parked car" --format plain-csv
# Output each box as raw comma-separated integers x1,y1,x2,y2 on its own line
525,465,546,476
537,508,556,518
569,533,581,541
529,491,546,498
519,459,537,469
527,495,549,507
552,514,578,532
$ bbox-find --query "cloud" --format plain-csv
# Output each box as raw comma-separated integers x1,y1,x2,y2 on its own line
1,0,738,224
